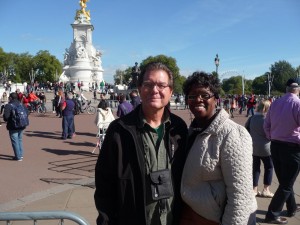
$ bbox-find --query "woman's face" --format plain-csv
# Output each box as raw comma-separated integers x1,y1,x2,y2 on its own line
187,85,217,121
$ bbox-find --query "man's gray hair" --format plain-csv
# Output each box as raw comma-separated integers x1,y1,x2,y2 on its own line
286,86,299,93
67,92,74,99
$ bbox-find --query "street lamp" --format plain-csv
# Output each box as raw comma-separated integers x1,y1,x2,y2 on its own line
267,72,274,97
241,72,245,96
29,68,36,86
214,54,220,74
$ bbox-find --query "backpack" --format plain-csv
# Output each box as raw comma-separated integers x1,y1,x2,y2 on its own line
10,103,29,129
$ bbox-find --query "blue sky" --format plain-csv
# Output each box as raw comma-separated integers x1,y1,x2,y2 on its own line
0,0,299,83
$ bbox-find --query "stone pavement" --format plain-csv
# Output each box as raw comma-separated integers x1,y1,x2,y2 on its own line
0,91,299,225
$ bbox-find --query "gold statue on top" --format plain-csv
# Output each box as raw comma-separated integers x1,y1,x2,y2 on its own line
76,0,91,22
79,0,89,10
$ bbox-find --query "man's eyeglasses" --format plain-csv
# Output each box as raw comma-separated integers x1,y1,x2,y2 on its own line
142,82,170,91
188,93,214,101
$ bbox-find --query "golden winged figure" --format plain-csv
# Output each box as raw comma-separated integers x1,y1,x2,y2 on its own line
79,0,89,10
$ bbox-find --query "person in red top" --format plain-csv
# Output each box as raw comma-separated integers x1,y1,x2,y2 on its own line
15,89,23,101
28,91,40,111
21,94,30,108
246,94,256,117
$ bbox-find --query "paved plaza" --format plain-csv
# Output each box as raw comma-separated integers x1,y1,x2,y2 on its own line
0,91,299,225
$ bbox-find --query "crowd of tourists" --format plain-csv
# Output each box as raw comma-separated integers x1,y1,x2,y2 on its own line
1,62,299,225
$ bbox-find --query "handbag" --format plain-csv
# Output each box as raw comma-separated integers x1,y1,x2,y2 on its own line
149,169,174,201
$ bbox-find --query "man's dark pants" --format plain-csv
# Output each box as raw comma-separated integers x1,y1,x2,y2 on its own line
62,115,74,139
265,142,300,219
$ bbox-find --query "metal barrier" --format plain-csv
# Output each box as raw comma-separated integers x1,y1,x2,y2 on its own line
0,211,90,225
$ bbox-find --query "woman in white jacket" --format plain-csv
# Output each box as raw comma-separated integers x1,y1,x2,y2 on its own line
94,107,115,152
95,107,115,132
180,72,257,225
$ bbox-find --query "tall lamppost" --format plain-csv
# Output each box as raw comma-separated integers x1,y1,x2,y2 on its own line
214,54,220,74
29,68,36,88
267,72,274,97
241,72,245,96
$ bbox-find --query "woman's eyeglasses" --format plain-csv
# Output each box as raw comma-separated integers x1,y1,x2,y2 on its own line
142,81,170,91
188,94,214,101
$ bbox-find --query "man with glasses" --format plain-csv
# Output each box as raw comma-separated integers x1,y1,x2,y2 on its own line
94,62,188,225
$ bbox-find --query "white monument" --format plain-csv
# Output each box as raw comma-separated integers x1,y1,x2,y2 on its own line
59,0,103,90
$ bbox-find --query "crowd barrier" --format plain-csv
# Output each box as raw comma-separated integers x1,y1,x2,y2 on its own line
0,211,90,225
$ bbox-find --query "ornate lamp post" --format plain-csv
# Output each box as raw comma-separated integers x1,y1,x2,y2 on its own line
267,71,274,97
241,72,245,96
214,54,220,74
29,68,36,87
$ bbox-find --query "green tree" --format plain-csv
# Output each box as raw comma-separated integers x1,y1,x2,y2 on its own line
33,50,62,83
271,60,297,93
222,75,253,95
15,52,34,82
211,71,219,81
140,54,182,93
251,75,267,95
113,67,132,85
173,74,186,94
0,47,7,73
222,76,243,94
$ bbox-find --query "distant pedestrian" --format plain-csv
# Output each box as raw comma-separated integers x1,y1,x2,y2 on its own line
3,92,29,161
245,100,274,198
93,89,97,103
129,89,141,109
0,91,8,115
229,95,236,118
238,94,246,114
55,91,64,118
60,92,75,140
246,94,256,117
263,78,300,224
117,94,133,117
100,80,105,93
175,94,180,110
97,93,109,110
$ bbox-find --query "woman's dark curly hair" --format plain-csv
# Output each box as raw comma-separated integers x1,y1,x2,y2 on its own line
183,71,221,98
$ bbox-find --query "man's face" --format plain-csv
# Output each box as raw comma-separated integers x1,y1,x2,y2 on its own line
138,69,173,111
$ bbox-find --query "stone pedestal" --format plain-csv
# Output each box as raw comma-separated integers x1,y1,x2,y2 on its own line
59,3,104,91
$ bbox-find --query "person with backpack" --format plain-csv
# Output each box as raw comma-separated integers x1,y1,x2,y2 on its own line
117,94,133,117
3,92,29,161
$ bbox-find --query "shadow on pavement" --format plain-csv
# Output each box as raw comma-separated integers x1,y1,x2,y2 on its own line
74,131,96,137
42,148,94,156
47,155,97,178
65,141,95,147
25,130,62,139
0,154,14,161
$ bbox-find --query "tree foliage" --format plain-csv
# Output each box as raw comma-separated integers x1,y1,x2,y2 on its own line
222,76,252,95
33,50,62,82
140,54,182,93
271,60,297,93
251,75,268,95
0,48,62,83
113,54,184,93
113,68,132,85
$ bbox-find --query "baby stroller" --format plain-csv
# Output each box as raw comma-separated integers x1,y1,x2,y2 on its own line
92,107,115,154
